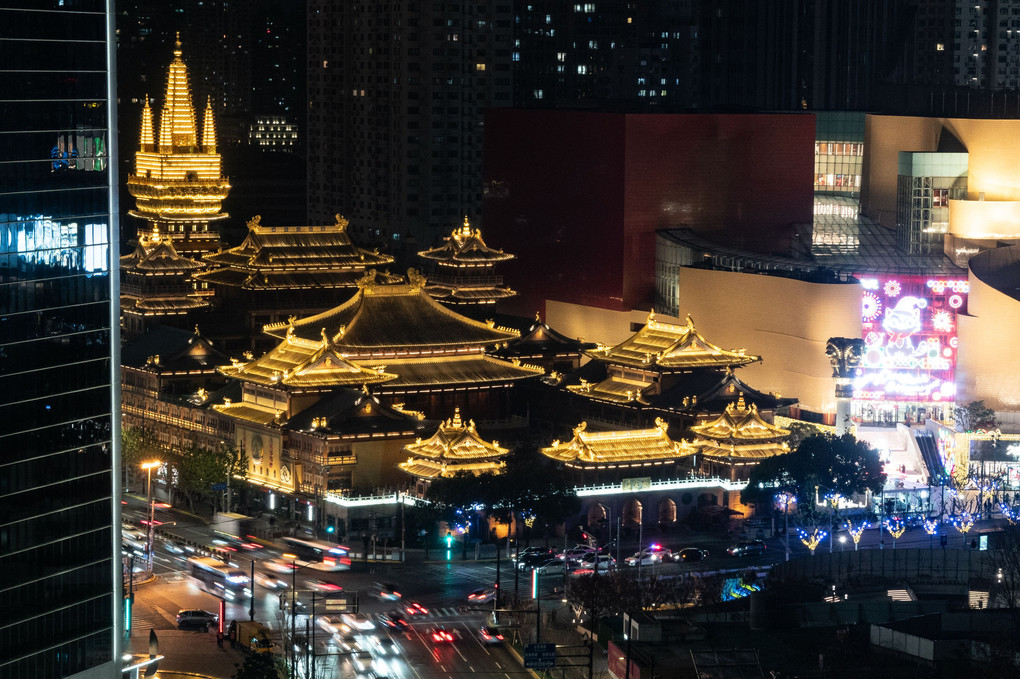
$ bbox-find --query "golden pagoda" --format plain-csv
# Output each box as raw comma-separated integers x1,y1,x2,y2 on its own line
127,35,229,258
398,407,509,480
689,396,791,482
568,311,760,407
120,226,211,340
541,418,696,472
417,217,516,307
219,268,543,421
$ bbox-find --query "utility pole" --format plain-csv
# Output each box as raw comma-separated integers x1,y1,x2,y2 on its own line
249,559,255,621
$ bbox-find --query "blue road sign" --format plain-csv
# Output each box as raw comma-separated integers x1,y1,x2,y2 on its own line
211,482,227,491
524,643,556,669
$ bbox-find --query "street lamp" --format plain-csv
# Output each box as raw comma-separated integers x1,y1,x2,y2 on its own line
141,460,161,571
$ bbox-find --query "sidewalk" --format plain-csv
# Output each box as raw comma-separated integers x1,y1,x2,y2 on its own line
126,629,246,679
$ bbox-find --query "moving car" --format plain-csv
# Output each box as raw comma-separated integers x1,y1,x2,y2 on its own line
478,626,504,645
254,572,286,589
351,650,375,673
404,601,429,616
467,587,496,603
341,612,376,631
305,577,343,592
726,540,767,557
176,609,218,629
370,636,400,655
672,548,709,562
513,547,553,561
377,611,411,633
263,558,297,573
367,582,402,601
317,615,346,637
575,555,615,572
428,627,455,643
335,634,362,653
516,552,554,570
533,558,566,575
557,546,597,563
624,546,669,566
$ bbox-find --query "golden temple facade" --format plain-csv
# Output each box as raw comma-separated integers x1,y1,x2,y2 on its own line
568,311,761,407
126,35,229,258
120,227,211,340
418,217,516,307
690,396,791,481
399,407,509,480
541,418,696,472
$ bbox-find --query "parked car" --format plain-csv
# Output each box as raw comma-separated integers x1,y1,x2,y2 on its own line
176,609,218,629
467,587,496,603
726,540,767,557
672,548,709,562
367,582,402,601
478,626,504,645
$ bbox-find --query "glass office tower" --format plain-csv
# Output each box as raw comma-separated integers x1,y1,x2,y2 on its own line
0,1,121,677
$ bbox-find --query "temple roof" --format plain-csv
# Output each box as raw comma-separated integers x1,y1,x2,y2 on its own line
418,217,515,265
263,269,522,353
218,330,398,389
492,313,596,360
372,355,543,388
288,388,424,438
655,370,796,414
586,311,760,371
541,418,696,469
121,324,228,372
690,396,791,442
196,215,395,291
121,228,207,273
399,407,508,479
424,284,517,304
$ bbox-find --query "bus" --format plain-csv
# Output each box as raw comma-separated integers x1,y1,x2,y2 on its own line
281,537,350,571
187,556,251,600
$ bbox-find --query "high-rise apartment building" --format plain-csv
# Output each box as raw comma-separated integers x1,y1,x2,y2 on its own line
0,1,122,677
306,1,513,249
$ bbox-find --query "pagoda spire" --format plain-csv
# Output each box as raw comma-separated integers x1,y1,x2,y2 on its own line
158,32,198,151
201,95,217,152
139,95,155,151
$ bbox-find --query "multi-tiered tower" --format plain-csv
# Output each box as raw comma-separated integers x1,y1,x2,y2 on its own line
127,35,230,258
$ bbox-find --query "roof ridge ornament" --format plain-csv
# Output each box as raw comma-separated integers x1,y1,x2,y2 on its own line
357,269,378,293
247,215,262,231
335,214,349,231
406,267,426,291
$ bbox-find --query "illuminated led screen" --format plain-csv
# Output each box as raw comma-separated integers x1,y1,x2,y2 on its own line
855,275,967,403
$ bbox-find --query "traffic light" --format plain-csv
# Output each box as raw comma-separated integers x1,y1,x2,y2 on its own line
325,522,335,535
445,531,453,548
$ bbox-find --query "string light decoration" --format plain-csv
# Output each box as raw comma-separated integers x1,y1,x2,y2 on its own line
922,518,940,535
798,528,828,554
950,512,975,534
998,503,1018,526
884,517,907,541
844,520,870,550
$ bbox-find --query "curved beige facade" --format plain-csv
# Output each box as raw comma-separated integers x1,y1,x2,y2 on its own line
957,247,1020,410
949,199,1020,239
548,267,861,413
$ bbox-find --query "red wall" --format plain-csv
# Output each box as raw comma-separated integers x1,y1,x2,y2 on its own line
483,110,815,316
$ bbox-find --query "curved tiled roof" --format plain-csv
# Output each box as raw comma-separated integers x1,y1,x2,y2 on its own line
541,419,696,469
690,397,791,460
263,269,521,352
418,217,515,265
399,407,508,479
586,311,759,370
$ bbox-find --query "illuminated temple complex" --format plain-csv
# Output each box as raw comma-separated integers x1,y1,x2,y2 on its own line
417,217,516,308
689,396,791,482
119,227,211,340
195,214,397,347
399,407,509,486
126,36,229,258
566,311,792,427
490,312,595,376
209,269,542,496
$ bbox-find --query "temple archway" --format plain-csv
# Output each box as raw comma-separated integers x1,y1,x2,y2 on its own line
622,499,642,528
657,498,677,528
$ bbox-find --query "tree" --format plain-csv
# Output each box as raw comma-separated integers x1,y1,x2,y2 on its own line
121,426,161,491
169,442,238,514
954,400,998,432
231,651,282,679
741,433,886,509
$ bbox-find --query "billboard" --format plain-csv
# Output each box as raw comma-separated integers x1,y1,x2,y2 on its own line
855,275,967,403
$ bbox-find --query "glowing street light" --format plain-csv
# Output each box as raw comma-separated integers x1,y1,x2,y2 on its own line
844,520,869,551
141,460,161,571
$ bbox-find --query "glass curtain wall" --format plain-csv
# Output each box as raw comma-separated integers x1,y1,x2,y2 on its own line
0,1,121,677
